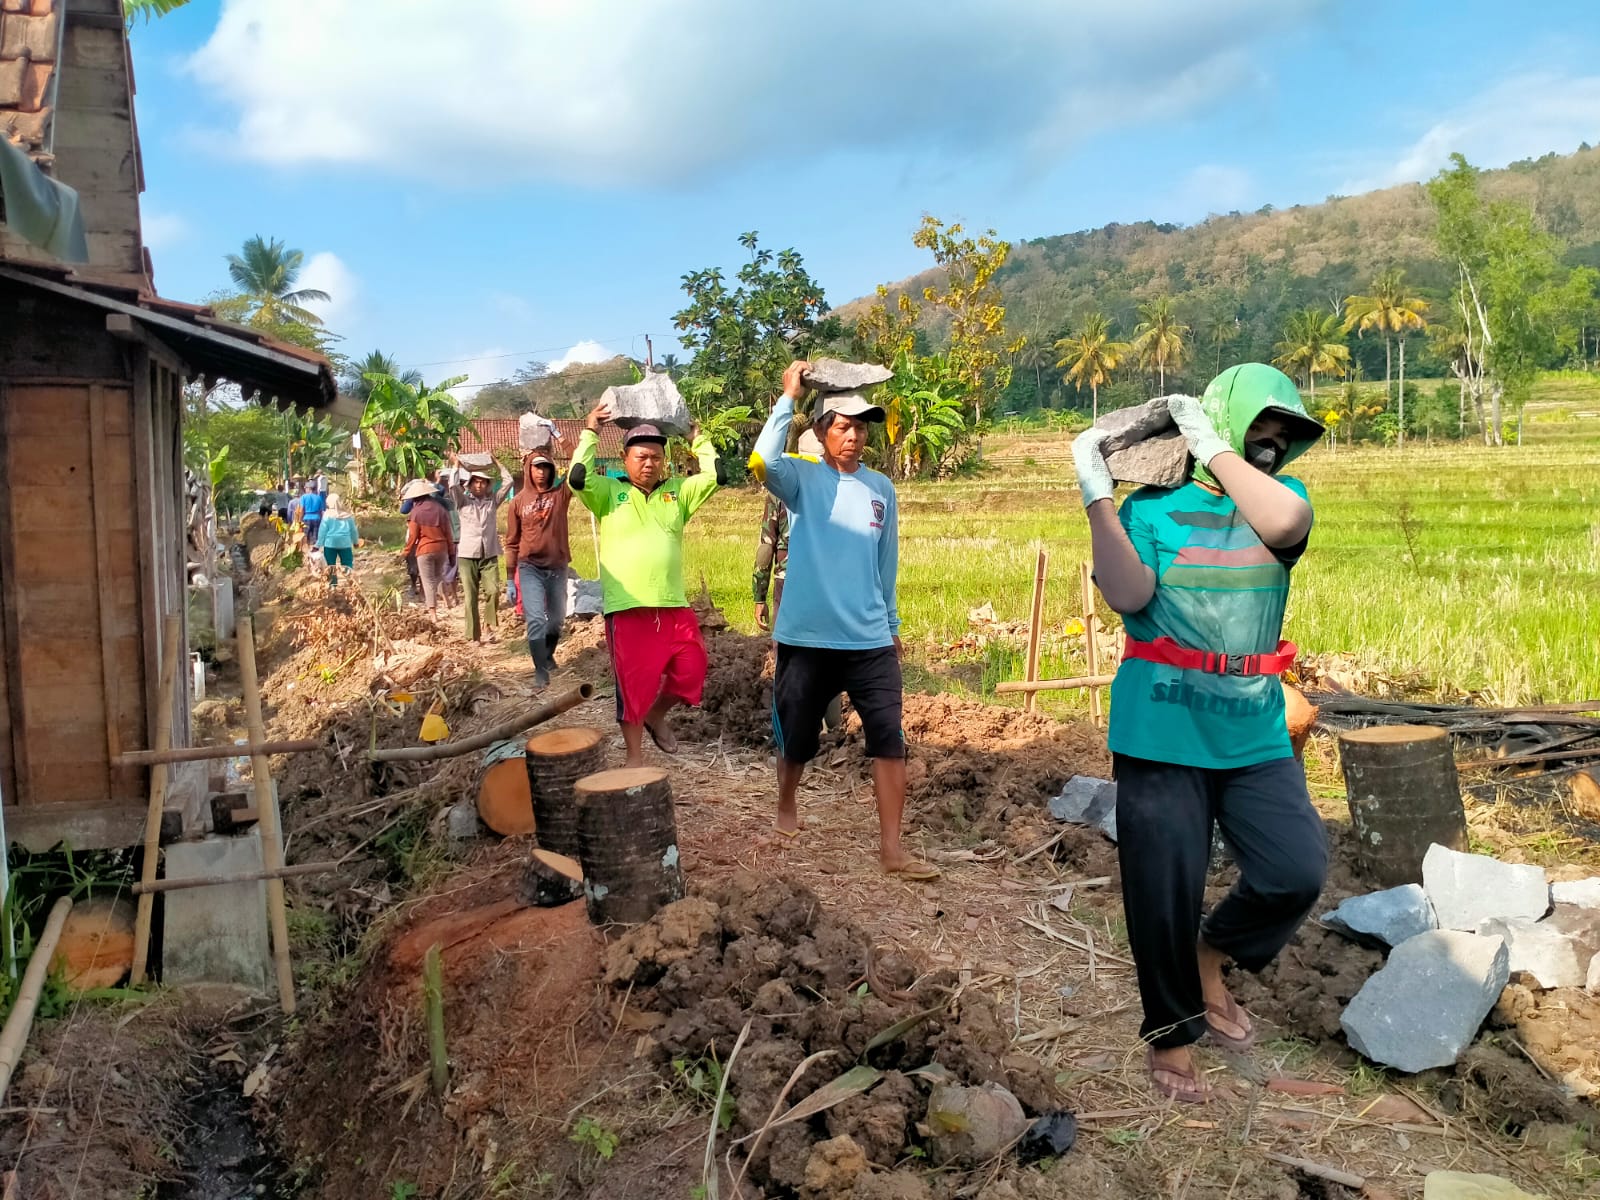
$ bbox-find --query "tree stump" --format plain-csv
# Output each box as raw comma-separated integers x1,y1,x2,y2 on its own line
525,727,606,856
1338,724,1468,886
521,849,585,908
575,766,684,926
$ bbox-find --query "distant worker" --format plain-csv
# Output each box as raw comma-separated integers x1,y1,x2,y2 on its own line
573,400,720,768
749,361,936,881
314,492,361,588
446,454,514,643
296,480,325,571
401,478,456,618
1071,363,1327,1104
505,449,575,688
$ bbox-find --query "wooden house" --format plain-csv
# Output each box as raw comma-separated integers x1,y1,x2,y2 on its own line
0,0,339,851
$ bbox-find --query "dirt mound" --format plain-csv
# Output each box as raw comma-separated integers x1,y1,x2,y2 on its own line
675,625,776,747
603,871,1064,1194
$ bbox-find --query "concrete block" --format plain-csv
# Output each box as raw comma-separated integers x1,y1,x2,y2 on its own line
600,371,690,437
1096,396,1190,488
1047,775,1117,842
1340,930,1508,1072
1476,918,1587,989
803,358,893,393
1323,883,1437,949
162,829,271,994
1551,877,1600,909
1422,844,1548,931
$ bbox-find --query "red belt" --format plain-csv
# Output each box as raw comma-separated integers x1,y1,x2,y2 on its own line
1123,636,1297,677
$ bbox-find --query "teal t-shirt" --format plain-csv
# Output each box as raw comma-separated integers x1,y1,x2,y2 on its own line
1107,477,1310,769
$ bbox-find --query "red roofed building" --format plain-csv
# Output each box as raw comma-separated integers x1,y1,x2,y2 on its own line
456,416,625,466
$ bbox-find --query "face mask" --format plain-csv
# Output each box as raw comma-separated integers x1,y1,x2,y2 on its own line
1244,439,1285,474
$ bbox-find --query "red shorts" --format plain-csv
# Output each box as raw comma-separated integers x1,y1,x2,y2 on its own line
604,607,708,725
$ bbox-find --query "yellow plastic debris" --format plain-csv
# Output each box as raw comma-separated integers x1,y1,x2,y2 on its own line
419,713,450,743
390,691,415,704
1423,1172,1546,1200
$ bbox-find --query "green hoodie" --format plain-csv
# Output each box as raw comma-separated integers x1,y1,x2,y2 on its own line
1192,363,1324,486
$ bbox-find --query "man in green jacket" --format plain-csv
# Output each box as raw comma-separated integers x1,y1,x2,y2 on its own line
572,399,721,767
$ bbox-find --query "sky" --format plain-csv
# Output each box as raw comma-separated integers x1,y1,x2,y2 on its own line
128,0,1600,402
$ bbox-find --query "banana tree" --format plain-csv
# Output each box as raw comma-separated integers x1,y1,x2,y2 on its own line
884,351,969,479
360,373,473,487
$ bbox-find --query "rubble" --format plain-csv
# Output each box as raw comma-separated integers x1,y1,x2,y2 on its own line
1421,844,1548,931
1322,883,1437,949
1340,930,1509,1072
924,1082,1028,1165
1046,776,1117,842
1095,396,1190,488
1476,918,1588,989
1551,877,1600,909
803,358,893,393
600,371,691,436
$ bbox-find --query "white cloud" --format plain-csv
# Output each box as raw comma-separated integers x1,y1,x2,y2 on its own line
140,208,189,252
297,251,358,326
185,0,1327,183
1349,71,1600,191
1173,164,1256,217
444,348,516,402
550,340,613,373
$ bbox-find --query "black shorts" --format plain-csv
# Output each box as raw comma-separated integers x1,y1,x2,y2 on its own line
772,643,904,763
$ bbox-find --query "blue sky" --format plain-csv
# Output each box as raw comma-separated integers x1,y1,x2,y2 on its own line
129,1,1600,402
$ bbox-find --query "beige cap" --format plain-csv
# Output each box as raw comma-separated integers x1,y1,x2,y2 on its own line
820,391,886,422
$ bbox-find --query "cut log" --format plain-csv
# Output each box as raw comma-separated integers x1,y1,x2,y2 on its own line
575,766,684,926
1339,724,1468,886
525,727,606,857
387,898,524,972
1569,769,1600,822
477,756,535,837
1283,683,1318,759
521,849,585,908
52,898,135,990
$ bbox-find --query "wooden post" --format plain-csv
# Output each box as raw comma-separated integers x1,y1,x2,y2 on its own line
1338,725,1468,886
237,616,296,1014
0,897,72,1105
1022,549,1048,713
132,860,339,895
1080,561,1103,726
130,613,181,986
995,674,1117,695
575,766,684,925
522,727,606,852
368,683,593,763
423,943,448,1095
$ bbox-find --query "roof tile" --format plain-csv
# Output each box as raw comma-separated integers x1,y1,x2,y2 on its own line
0,11,60,62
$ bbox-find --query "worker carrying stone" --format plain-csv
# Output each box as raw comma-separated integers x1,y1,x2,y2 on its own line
572,399,720,768
505,450,574,688
749,360,938,881
1071,362,1328,1104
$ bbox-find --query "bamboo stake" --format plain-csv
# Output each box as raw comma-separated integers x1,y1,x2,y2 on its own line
995,674,1116,695
132,860,340,895
369,683,593,763
1022,549,1048,713
237,615,296,1015
1080,561,1103,726
130,613,181,986
0,897,73,1105
118,738,322,767
423,943,448,1094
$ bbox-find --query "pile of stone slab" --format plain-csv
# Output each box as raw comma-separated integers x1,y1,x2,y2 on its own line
1329,844,1600,1072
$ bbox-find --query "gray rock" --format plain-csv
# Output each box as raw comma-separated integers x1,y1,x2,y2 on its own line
1546,903,1600,972
565,575,604,617
600,371,691,436
1422,844,1549,931
1096,396,1190,488
1323,884,1437,949
1048,775,1117,842
518,412,557,450
1340,930,1509,1072
447,800,484,841
803,358,893,393
1476,918,1587,989
925,1082,1028,1165
1551,877,1600,909
1588,952,1600,995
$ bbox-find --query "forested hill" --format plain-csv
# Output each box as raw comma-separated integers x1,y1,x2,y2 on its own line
843,144,1600,405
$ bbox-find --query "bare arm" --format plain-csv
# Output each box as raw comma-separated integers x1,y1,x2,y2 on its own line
1205,453,1312,548
1086,500,1156,613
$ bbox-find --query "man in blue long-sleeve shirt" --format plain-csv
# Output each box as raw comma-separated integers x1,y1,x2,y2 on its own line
748,360,938,881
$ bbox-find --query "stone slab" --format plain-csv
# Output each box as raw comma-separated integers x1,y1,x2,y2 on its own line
803,358,893,393
1096,396,1190,488
1340,929,1509,1072
1551,877,1600,909
1323,884,1437,949
600,371,691,436
1588,952,1600,995
565,575,603,617
1422,844,1548,931
1476,917,1587,989
518,413,557,450
162,829,271,993
1047,775,1117,842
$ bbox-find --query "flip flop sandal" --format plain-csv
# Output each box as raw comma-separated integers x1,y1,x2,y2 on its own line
1146,1048,1211,1104
882,861,941,882
773,825,801,840
644,721,679,756
1205,997,1257,1052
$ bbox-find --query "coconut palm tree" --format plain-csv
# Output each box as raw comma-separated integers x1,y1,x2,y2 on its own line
123,0,194,19
1271,308,1351,399
1054,314,1128,422
1014,337,1056,408
1343,269,1429,448
223,235,331,330
343,350,421,402
1129,295,1189,392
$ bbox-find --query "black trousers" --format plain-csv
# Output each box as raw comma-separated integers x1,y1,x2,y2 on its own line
1114,753,1327,1048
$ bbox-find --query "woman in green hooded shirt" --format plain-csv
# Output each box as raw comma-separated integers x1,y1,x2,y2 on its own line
1072,363,1329,1104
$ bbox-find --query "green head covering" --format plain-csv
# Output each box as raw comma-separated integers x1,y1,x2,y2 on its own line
1193,363,1325,485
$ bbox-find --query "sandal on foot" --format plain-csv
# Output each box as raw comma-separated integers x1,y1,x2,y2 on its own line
1147,1048,1211,1104
1204,994,1256,1052
644,721,679,756
882,861,941,882
773,824,801,840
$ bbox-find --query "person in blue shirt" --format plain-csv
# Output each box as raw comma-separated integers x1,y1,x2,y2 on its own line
296,481,326,572
748,360,938,882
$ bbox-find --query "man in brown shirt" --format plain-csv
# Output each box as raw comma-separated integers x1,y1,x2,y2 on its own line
505,451,575,687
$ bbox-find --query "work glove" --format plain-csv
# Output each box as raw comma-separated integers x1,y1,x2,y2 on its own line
1070,428,1116,508
1166,395,1230,467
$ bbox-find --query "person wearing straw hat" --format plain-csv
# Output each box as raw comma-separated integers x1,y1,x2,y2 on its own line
505,448,574,687
400,478,455,617
446,453,514,642
749,361,937,882
572,400,720,768
313,492,361,588
1071,362,1328,1104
